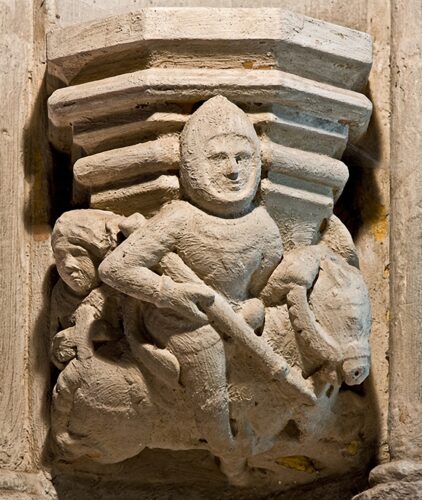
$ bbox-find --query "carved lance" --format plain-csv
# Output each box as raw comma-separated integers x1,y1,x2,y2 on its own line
159,252,316,404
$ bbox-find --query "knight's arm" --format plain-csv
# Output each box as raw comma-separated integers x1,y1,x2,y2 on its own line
260,246,322,306
99,202,184,304
249,211,283,298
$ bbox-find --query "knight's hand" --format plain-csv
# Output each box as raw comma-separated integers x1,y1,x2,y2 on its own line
51,327,77,369
261,247,321,306
157,278,215,325
279,247,321,288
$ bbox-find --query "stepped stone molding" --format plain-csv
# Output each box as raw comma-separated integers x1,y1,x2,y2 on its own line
47,8,372,92
73,136,181,189
61,104,349,158
48,67,371,146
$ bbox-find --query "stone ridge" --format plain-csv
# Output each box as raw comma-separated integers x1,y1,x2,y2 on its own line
47,8,372,93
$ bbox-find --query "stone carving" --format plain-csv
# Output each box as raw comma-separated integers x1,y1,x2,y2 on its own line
50,96,371,485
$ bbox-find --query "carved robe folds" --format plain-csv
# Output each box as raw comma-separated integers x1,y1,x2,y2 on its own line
47,8,373,491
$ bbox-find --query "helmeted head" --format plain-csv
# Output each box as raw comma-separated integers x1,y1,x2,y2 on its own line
180,96,261,216
52,209,123,296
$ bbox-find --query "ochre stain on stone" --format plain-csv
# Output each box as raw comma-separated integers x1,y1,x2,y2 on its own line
241,61,273,70
346,440,359,456
370,203,388,242
32,224,51,242
242,61,255,69
275,455,317,474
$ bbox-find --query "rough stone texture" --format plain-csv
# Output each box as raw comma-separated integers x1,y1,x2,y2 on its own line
388,0,422,463
0,0,52,475
354,0,422,497
354,462,422,499
0,0,33,470
56,105,350,158
48,67,372,145
49,96,373,492
48,66,373,494
0,1,394,499
89,175,181,216
73,135,180,188
0,471,56,500
46,8,372,92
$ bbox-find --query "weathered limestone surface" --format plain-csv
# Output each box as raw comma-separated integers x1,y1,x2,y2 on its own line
49,93,373,491
0,471,56,500
74,136,180,188
42,6,380,497
90,174,181,215
47,8,371,91
0,0,51,475
48,67,371,145
63,104,349,158
1,1,394,499
354,0,422,497
388,0,422,465
0,0,32,471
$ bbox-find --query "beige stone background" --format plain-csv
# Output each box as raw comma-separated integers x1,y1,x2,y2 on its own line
0,0,399,497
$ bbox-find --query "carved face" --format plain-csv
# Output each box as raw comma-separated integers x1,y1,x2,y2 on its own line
55,244,99,295
202,133,259,205
181,96,261,216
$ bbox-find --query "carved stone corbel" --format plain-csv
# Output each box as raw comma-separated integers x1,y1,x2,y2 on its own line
45,7,375,494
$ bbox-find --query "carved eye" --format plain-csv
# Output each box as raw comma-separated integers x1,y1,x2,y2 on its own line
235,152,251,164
208,152,227,161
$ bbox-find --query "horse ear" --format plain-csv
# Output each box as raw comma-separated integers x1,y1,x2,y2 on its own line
319,215,359,268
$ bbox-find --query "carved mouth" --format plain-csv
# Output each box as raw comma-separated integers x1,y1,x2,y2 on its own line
226,180,243,191
70,270,87,285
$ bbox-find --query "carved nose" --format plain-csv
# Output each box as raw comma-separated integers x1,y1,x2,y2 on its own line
226,157,240,180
